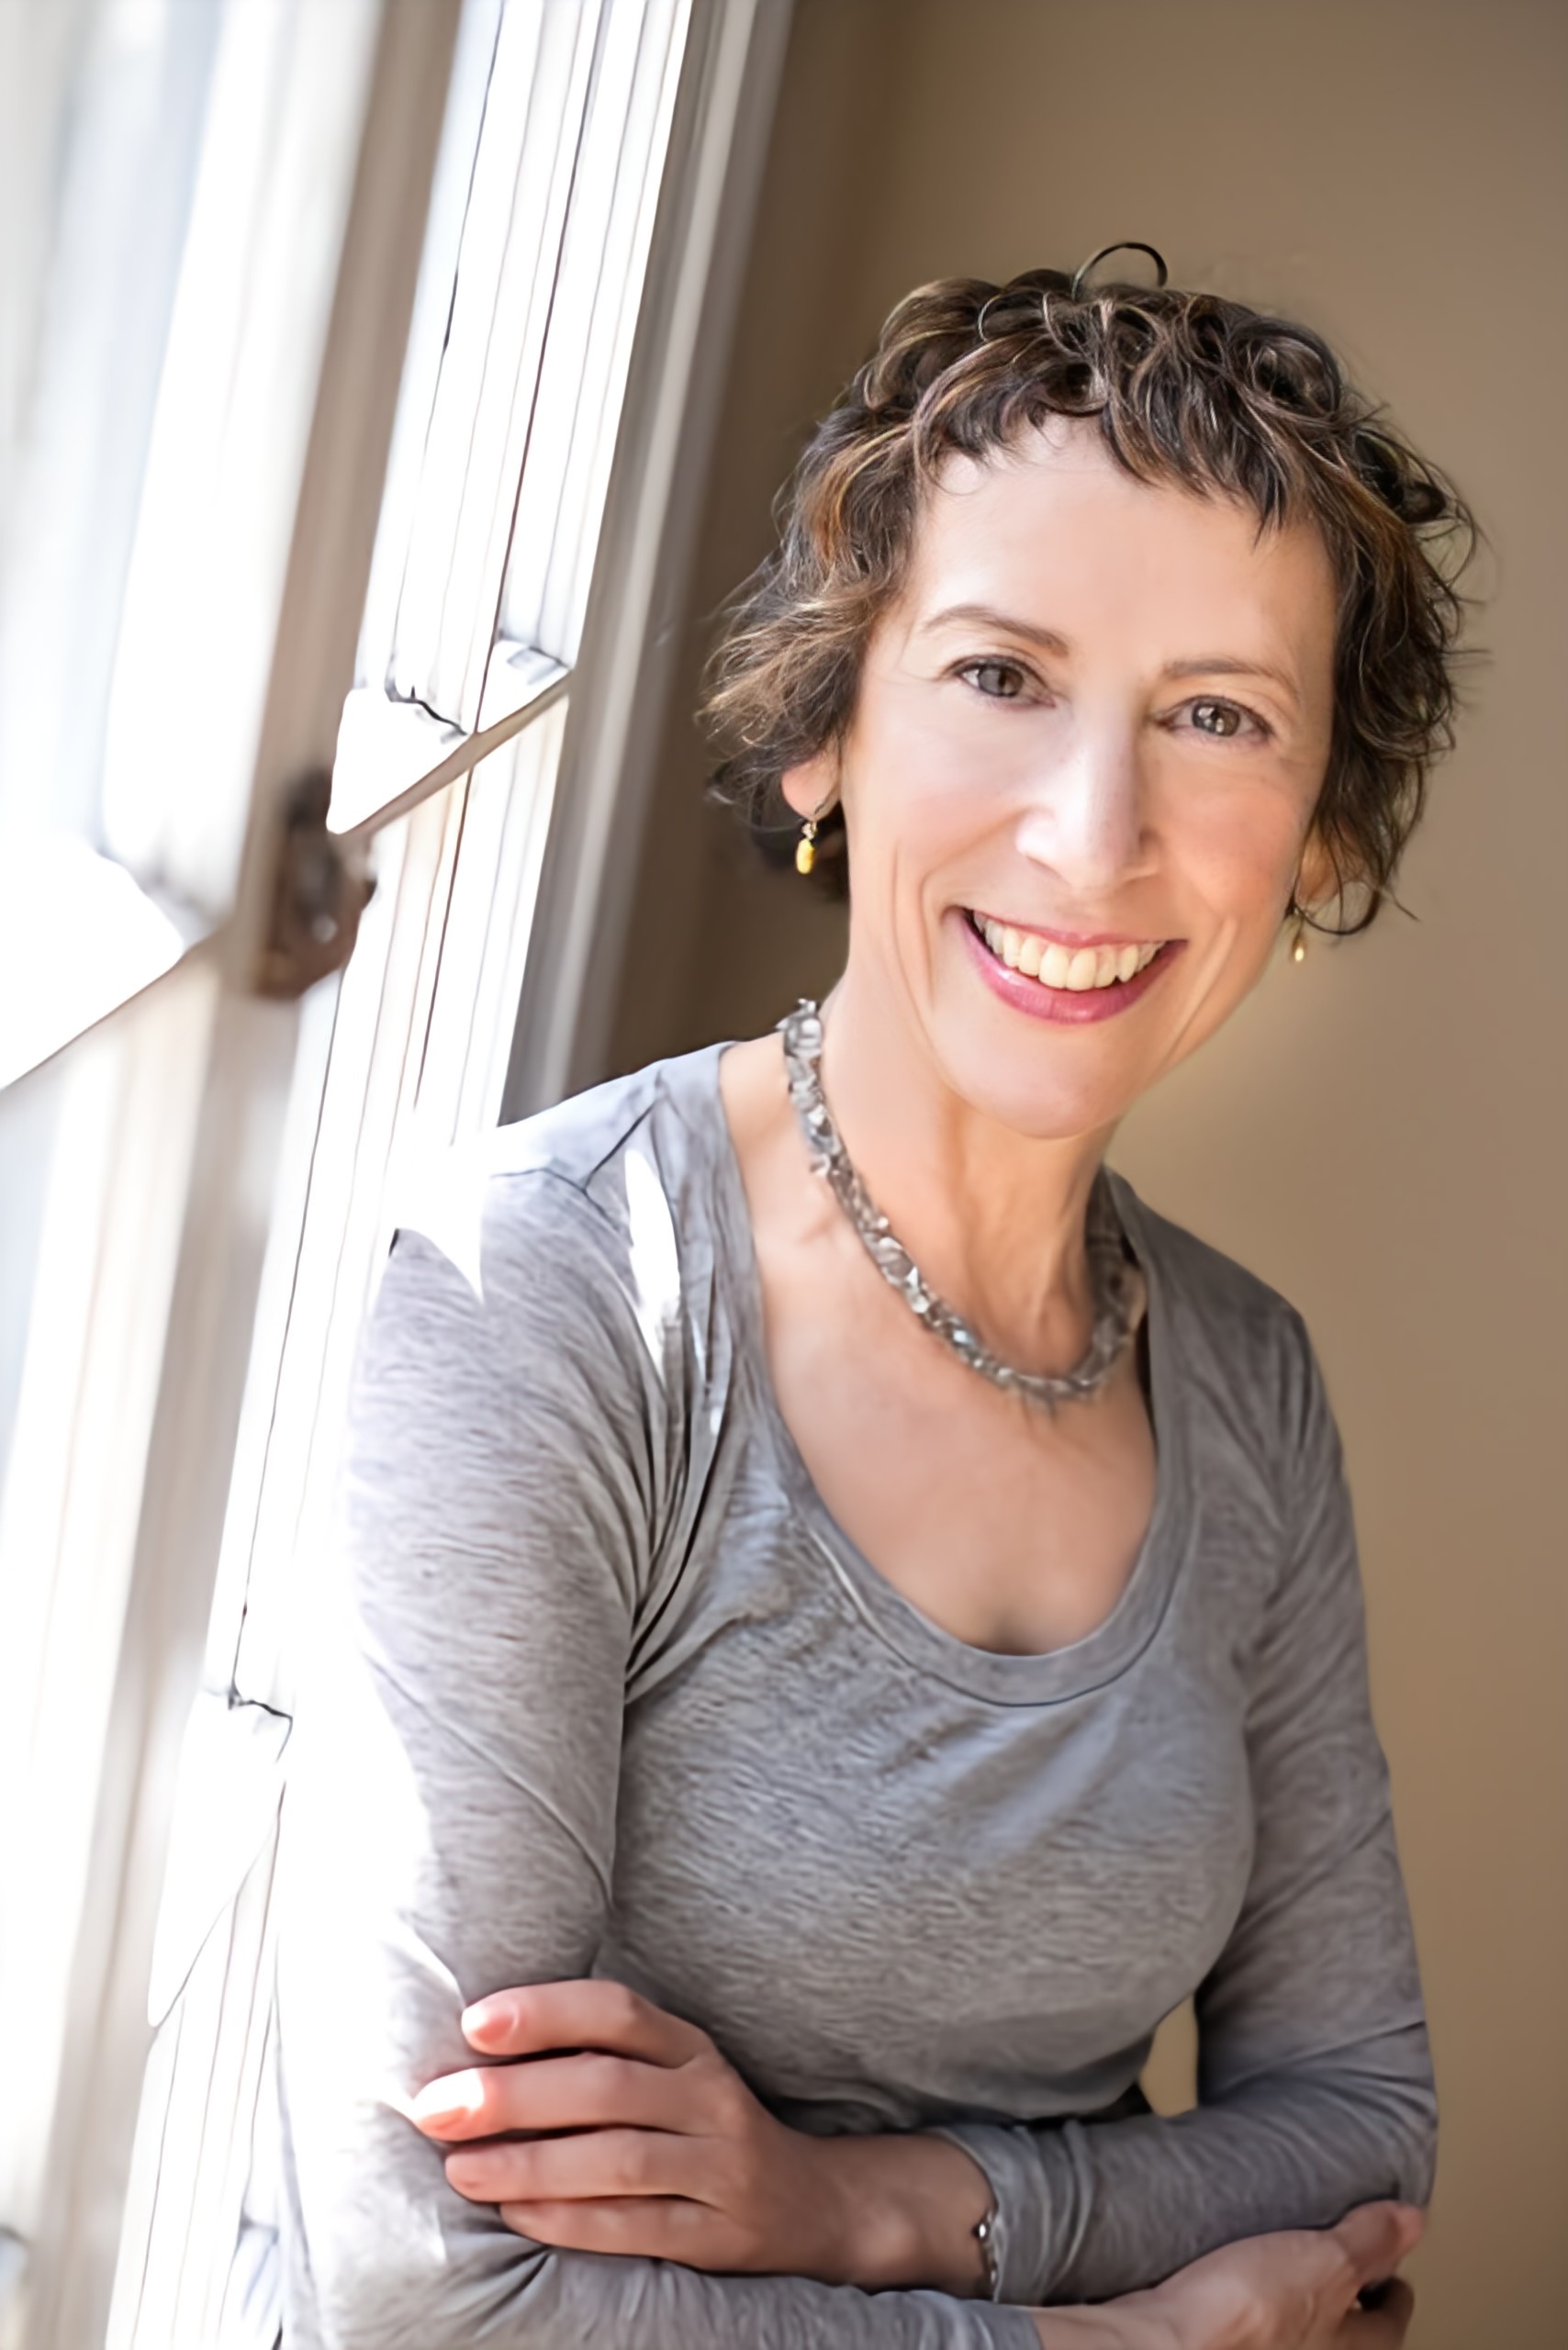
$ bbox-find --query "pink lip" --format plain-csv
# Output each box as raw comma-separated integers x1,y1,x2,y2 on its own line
957,910,1183,1024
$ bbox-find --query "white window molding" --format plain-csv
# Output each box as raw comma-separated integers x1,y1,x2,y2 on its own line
0,5,794,2344
345,0,693,834
0,0,387,1095
505,0,796,1113
3,8,465,2344
97,0,389,921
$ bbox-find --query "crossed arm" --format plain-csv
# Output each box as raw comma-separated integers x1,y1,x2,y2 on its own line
410,1977,1422,2348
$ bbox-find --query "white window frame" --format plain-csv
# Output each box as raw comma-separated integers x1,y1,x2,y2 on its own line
0,0,407,1091
1,6,466,2337
0,2,791,2343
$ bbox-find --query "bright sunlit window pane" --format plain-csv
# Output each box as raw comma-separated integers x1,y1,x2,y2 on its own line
80,0,706,2326
501,0,689,660
99,0,382,915
354,0,690,793
385,0,602,729
105,699,567,2349
0,841,185,1092
0,0,219,855
0,0,382,1090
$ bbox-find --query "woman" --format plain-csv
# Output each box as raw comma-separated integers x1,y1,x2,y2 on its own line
275,260,1469,2347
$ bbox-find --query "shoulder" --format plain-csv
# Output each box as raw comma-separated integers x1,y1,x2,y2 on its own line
1109,1170,1326,1476
373,1046,731,1368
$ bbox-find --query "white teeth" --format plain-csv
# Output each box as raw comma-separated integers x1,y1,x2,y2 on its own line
974,913,1164,990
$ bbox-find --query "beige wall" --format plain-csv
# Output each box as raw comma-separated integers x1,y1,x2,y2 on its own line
607,4,1568,2340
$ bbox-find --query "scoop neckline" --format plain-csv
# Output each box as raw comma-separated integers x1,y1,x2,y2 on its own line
690,1038,1194,1708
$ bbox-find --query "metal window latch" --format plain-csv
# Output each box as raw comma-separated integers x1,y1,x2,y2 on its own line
253,769,375,1000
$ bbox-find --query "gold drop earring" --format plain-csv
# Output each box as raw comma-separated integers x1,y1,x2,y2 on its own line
796,797,835,876
1287,895,1309,963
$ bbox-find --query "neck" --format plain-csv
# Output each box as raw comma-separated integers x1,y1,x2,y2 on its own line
809,963,1114,1369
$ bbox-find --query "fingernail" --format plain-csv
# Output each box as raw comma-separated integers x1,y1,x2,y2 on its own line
408,2070,485,2131
462,1996,518,2046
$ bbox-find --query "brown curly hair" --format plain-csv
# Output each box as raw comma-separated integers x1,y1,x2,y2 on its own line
702,267,1472,930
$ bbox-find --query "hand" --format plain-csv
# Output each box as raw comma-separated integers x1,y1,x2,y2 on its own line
408,1978,991,2292
1034,2204,1423,2350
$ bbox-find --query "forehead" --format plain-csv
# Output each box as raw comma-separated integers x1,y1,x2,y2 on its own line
900,419,1336,653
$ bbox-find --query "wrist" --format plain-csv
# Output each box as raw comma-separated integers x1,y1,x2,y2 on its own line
1032,2293,1178,2350
1031,2318,1114,2348
1032,2307,1169,2350
813,2132,994,2296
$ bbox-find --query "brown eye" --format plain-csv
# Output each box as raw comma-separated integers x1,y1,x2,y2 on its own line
962,658,1027,699
1190,699,1245,737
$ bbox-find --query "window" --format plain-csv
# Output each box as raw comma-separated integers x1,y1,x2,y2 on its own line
0,0,391,1086
0,2,790,2341
334,0,689,835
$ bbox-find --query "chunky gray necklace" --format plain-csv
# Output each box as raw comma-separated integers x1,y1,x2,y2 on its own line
778,1000,1144,1412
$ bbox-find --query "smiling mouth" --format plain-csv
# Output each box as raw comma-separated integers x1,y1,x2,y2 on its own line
965,910,1170,993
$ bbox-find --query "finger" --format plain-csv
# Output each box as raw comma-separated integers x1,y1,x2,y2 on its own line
498,2194,725,2265
1358,2277,1415,2324
445,2125,710,2208
1340,2277,1416,2347
409,2051,680,2142
461,1979,709,2066
406,2066,493,2137
1332,2202,1424,2285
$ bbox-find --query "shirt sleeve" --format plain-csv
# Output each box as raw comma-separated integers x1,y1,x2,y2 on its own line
274,1176,1036,2350
934,1318,1436,2305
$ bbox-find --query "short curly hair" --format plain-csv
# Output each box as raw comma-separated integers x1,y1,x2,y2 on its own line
702,267,1472,930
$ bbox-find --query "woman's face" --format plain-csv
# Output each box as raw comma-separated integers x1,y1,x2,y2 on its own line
785,419,1339,1141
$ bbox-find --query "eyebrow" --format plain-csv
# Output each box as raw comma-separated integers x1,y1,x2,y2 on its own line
1161,655,1302,711
918,603,1070,654
918,606,1302,711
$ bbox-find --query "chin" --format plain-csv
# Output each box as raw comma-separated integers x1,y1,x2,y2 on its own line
925,911,1259,1136
932,1024,1148,1144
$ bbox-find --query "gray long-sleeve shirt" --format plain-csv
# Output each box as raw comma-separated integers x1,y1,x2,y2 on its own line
274,1043,1434,2348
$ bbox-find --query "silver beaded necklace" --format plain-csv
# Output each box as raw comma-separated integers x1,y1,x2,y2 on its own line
778,1000,1145,1412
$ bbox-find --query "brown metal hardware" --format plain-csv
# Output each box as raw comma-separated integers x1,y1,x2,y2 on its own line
252,769,375,1000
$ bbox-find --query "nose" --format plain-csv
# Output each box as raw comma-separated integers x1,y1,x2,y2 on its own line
1013,714,1150,894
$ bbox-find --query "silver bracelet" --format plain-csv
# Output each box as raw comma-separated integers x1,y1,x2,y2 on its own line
974,2200,1001,2300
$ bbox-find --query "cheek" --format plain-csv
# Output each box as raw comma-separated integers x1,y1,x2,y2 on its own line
1164,775,1308,928
849,688,1029,876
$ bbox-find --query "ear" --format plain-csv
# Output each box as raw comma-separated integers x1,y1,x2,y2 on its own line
1294,826,1341,915
779,744,838,823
